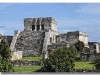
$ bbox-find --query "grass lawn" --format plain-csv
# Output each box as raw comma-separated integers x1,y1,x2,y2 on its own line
75,61,94,70
14,61,94,72
19,56,42,61
14,66,42,72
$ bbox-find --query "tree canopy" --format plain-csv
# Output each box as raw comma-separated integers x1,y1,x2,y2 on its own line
92,56,100,72
40,46,77,72
74,40,84,52
0,40,14,72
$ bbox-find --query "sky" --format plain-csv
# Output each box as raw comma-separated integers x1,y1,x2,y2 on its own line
0,3,100,42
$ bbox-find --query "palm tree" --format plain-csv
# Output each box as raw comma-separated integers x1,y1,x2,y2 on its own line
74,40,84,53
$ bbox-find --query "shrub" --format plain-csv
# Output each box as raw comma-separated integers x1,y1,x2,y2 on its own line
75,40,84,53
40,46,77,72
0,40,14,72
93,57,100,71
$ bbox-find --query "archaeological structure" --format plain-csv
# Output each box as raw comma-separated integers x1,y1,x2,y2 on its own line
0,17,100,61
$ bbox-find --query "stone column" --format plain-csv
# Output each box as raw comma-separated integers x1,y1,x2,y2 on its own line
39,18,42,31
35,25,37,31
35,19,37,31
40,24,41,31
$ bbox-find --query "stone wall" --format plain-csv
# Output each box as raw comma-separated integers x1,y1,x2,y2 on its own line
80,52,100,61
2,35,13,47
47,42,69,56
56,31,88,47
48,42,69,50
88,42,99,53
79,44,100,61
79,32,88,47
56,31,79,45
11,60,43,66
80,53,95,61
42,30,59,59
15,31,45,57
24,17,57,32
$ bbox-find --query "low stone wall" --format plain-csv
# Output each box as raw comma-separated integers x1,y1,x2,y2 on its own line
11,51,23,60
11,60,43,66
80,53,100,61
47,42,68,50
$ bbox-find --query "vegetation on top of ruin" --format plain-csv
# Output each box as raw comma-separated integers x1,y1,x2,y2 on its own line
75,40,84,52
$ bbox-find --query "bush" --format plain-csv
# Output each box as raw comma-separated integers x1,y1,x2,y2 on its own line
40,46,77,72
75,40,84,53
92,57,100,71
75,54,80,61
0,40,14,72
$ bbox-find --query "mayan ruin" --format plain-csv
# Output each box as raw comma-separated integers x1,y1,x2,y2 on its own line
0,17,99,61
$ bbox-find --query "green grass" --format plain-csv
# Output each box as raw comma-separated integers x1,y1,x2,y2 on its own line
14,66,42,72
75,61,94,70
19,56,42,61
13,61,95,72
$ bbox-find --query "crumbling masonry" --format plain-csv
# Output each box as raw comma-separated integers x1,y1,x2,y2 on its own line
1,17,100,61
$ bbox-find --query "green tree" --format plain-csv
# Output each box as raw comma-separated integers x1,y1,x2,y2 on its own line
40,46,77,72
0,40,14,72
93,56,100,72
74,40,84,53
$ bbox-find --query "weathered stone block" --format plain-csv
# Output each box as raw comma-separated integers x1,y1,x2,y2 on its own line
11,51,23,60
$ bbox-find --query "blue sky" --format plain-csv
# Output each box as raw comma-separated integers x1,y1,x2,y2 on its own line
0,3,100,42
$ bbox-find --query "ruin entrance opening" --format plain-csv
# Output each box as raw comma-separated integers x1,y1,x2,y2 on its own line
41,25,44,30
32,25,35,31
50,37,52,43
37,25,40,31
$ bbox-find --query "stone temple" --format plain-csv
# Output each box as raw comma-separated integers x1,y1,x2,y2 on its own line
0,17,100,61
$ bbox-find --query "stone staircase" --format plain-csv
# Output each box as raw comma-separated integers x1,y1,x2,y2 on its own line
42,31,50,59
10,30,20,51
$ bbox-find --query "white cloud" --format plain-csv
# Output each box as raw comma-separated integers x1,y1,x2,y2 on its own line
58,29,75,33
0,20,23,28
77,3,100,15
57,19,90,29
0,29,5,35
79,24,100,42
0,28,5,35
0,20,24,35
57,15,100,42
